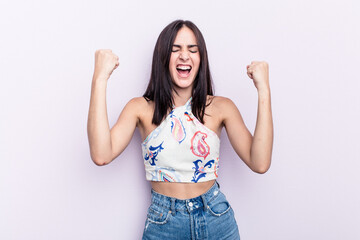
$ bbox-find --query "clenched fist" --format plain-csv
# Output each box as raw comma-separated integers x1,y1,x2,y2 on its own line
246,61,269,90
93,49,119,81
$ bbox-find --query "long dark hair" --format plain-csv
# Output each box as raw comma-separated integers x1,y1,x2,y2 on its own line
143,19,214,125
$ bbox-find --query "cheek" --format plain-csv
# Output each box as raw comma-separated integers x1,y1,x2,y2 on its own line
194,54,200,67
170,53,177,63
193,57,201,72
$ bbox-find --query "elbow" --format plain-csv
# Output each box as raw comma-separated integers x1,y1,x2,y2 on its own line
253,166,270,174
93,160,108,166
89,148,113,166
250,160,271,174
91,156,111,166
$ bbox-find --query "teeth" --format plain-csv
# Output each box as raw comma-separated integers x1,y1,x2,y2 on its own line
177,65,191,70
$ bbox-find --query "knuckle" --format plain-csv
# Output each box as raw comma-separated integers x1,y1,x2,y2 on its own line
98,49,108,56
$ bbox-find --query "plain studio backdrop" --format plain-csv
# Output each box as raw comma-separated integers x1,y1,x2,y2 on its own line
1,0,359,239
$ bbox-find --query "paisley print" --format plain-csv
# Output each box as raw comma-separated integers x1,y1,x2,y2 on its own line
214,157,219,177
190,131,210,160
144,142,164,166
151,167,181,182
191,159,215,183
142,126,162,147
141,97,220,182
170,111,186,143
184,111,194,121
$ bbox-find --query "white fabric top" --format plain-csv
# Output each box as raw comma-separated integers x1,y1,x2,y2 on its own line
141,97,220,183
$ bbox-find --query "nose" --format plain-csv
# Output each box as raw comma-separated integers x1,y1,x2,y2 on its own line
179,51,189,61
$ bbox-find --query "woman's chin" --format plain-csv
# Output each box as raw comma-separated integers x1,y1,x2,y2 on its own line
173,79,194,90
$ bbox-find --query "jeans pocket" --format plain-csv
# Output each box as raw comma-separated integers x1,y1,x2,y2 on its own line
207,192,232,217
146,204,172,225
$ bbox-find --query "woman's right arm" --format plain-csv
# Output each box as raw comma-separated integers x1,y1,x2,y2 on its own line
87,49,139,166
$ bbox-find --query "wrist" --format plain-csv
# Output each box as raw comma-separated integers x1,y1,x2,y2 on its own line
257,86,270,95
92,74,109,83
91,77,108,90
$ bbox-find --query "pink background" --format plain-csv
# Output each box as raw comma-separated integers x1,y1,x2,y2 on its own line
1,0,359,239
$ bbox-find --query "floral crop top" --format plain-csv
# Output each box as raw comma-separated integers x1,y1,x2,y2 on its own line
141,97,220,183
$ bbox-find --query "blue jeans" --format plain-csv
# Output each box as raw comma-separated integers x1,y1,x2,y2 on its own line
142,181,240,239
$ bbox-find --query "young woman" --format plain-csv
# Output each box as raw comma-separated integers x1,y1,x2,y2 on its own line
87,20,273,239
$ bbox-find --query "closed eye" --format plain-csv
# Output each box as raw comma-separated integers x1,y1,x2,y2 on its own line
172,44,198,53
189,45,198,53
172,45,181,52
172,49,197,53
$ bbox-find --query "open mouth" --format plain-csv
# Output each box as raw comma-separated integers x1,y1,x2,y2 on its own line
176,64,192,78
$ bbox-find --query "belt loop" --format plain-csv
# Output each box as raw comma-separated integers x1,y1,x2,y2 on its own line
170,198,176,216
201,194,208,211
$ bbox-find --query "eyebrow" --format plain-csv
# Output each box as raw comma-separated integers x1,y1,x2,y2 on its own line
172,44,198,48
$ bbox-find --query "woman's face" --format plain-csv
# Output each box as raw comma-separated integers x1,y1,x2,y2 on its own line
169,26,200,92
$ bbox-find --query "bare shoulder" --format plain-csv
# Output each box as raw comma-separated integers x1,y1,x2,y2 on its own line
118,97,151,124
207,95,240,123
127,97,156,128
127,96,148,106
207,95,237,111
125,96,152,112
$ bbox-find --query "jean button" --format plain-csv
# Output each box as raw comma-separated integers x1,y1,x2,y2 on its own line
213,190,218,196
188,202,193,207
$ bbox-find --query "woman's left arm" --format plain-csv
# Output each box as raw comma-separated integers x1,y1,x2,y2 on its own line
222,61,273,174
247,61,273,173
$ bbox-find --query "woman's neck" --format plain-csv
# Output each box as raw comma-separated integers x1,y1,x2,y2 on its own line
172,90,192,108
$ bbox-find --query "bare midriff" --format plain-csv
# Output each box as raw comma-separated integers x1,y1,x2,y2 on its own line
150,179,216,200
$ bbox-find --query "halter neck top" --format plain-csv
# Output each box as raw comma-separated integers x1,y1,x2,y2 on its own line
141,97,220,183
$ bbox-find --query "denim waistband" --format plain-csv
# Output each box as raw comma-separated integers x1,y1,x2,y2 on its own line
150,180,221,215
